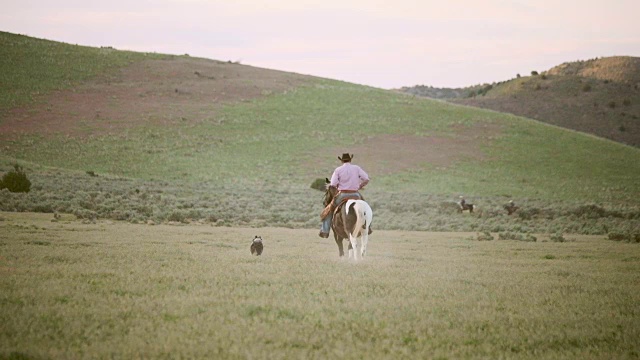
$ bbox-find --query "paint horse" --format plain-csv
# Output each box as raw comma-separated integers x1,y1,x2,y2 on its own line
457,198,475,213
323,181,373,260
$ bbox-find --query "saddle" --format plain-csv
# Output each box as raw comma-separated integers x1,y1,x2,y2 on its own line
320,194,361,220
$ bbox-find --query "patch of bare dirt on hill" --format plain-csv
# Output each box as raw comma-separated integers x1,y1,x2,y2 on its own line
311,123,502,176
547,56,640,84
0,57,313,139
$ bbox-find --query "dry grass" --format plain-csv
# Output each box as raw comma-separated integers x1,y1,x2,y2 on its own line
1,212,639,359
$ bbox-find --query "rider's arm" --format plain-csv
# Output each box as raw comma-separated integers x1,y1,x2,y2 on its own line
329,170,340,188
358,166,369,190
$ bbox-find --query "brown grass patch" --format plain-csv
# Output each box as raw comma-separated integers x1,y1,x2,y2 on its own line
314,123,501,176
0,57,313,139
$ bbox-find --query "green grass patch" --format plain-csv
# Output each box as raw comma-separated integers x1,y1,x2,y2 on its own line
0,31,165,114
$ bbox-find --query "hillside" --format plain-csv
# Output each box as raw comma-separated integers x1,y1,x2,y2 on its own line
0,32,639,234
401,57,640,147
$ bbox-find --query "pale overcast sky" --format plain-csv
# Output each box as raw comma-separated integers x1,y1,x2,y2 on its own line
3,0,640,89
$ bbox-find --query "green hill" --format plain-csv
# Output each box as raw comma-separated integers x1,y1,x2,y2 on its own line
401,57,640,147
1,32,638,234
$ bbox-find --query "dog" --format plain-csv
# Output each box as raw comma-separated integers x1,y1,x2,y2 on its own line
250,236,263,256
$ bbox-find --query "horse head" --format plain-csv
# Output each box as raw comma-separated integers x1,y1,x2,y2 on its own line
323,178,338,207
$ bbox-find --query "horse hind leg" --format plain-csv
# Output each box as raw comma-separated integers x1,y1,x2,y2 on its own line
361,231,369,258
348,234,358,261
334,235,345,257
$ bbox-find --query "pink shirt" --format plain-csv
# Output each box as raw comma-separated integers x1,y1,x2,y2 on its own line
330,163,369,191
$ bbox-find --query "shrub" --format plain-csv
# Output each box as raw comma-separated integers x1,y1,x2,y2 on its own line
73,209,97,220
167,211,188,223
531,71,538,76
498,232,537,242
623,99,631,106
582,84,592,92
310,178,327,191
0,164,32,193
476,232,494,241
550,232,566,242
608,232,640,243
518,207,541,220
608,101,616,109
608,233,627,241
573,204,606,218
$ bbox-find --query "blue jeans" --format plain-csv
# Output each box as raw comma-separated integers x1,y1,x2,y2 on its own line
321,192,362,234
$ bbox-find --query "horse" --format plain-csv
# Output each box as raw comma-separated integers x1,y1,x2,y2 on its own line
457,202,475,213
504,201,519,215
323,182,373,260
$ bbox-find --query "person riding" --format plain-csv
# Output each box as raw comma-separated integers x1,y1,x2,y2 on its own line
505,199,518,215
319,153,370,238
458,195,466,211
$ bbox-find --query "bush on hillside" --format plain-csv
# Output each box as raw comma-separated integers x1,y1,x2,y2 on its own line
531,71,538,76
582,84,592,92
498,232,537,242
310,178,327,191
573,204,606,219
0,164,32,193
517,207,541,220
550,232,566,242
476,232,494,241
608,232,640,243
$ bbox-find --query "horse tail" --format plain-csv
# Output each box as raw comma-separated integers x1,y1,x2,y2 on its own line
346,200,373,237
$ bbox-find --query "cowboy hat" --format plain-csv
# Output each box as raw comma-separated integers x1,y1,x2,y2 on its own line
338,153,353,161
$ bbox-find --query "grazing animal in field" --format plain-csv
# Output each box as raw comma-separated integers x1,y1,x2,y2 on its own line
323,183,373,260
250,236,263,256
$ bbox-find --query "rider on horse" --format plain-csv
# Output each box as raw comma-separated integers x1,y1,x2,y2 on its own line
319,153,370,238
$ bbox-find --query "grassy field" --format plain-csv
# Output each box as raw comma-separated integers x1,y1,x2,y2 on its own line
2,31,639,360
1,212,639,359
0,31,166,114
1,33,638,200
3,82,639,202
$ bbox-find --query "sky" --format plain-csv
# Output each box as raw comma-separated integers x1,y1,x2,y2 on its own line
3,0,640,89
